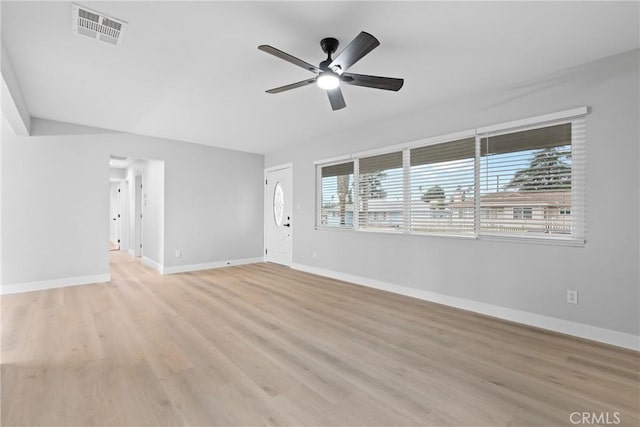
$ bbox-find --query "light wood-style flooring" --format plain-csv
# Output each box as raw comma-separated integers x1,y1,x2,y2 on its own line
2,251,639,426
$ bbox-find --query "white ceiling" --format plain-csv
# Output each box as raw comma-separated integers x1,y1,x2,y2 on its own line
2,1,638,154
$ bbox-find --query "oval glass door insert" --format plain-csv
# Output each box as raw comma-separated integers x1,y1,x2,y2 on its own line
273,182,284,226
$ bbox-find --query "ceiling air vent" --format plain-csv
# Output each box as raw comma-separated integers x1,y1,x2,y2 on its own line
71,4,127,46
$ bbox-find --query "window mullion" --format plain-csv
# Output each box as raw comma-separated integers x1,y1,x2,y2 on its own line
474,134,481,236
353,159,360,230
402,149,410,232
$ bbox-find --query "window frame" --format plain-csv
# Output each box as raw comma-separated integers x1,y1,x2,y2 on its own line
315,107,587,246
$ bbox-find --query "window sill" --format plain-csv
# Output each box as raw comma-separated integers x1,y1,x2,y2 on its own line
315,226,585,246
479,233,585,247
315,225,353,232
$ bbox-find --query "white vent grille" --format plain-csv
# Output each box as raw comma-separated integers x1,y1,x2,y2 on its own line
72,4,127,46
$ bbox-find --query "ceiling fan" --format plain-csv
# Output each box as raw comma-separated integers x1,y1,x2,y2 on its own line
258,31,404,111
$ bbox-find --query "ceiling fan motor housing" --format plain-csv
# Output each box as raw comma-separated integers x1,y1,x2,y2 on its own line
320,38,340,73
320,37,339,56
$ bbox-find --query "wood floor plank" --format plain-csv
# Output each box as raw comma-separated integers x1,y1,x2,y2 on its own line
2,251,638,426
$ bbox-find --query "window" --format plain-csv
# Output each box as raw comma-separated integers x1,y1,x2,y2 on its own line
315,108,586,244
318,161,354,228
479,122,583,238
358,152,403,230
512,207,533,220
410,138,475,235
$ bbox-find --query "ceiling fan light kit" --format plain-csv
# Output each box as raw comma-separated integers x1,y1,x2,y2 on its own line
317,72,340,90
258,31,404,111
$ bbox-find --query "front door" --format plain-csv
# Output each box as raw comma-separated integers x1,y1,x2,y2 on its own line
265,165,293,266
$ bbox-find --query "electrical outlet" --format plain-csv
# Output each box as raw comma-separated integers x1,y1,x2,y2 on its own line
175,249,181,258
567,290,578,304
312,251,317,259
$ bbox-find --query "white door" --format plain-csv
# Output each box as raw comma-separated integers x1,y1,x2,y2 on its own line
265,165,293,266
109,182,121,249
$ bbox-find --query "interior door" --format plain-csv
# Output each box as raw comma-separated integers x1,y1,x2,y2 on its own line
265,165,293,266
109,182,121,250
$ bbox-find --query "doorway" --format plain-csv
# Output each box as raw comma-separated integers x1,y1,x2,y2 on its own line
108,156,164,273
264,164,293,266
108,156,143,257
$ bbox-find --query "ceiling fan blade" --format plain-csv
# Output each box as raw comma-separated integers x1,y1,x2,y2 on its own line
327,88,346,111
342,73,404,91
329,32,380,74
258,45,321,74
265,78,317,94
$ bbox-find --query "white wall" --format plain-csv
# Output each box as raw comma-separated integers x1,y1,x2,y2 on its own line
0,119,4,283
126,168,143,257
109,168,126,181
265,50,640,343
0,120,264,287
141,160,164,267
1,122,110,286
119,179,130,252
161,143,266,270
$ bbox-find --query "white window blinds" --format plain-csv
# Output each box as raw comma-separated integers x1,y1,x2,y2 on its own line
318,161,354,228
315,109,586,244
409,138,476,235
358,152,403,230
479,121,585,240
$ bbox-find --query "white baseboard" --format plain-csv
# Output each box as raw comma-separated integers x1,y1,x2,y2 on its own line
163,257,263,275
142,256,163,273
291,263,640,351
127,249,136,257
0,274,111,295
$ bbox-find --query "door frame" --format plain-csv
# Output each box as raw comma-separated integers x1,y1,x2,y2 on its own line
264,163,293,265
